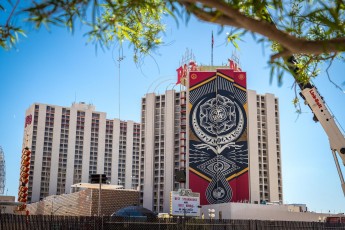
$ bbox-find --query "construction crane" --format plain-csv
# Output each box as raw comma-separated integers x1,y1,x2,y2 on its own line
288,56,345,196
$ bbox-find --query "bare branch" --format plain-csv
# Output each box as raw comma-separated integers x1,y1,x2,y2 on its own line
325,55,344,92
6,0,20,26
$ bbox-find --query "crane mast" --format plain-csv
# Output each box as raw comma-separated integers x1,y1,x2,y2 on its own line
289,57,345,196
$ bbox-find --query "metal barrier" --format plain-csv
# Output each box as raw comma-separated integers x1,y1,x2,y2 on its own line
1,214,345,230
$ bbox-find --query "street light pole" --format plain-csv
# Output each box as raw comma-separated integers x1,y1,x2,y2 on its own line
98,174,101,216
91,173,106,216
50,196,56,215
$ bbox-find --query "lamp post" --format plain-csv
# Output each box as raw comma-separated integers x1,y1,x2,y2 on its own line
49,196,57,215
90,174,107,216
208,209,215,220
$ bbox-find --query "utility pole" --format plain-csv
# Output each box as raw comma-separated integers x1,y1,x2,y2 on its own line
91,174,106,216
98,174,101,217
211,31,214,66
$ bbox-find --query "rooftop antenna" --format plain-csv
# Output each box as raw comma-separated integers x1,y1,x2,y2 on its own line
211,31,214,66
0,146,5,195
231,50,241,68
117,42,125,120
180,48,195,66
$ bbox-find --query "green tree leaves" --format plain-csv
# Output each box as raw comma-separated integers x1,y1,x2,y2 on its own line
1,0,344,84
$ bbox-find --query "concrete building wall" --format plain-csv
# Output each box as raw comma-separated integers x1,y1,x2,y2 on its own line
140,90,182,213
265,94,280,202
0,196,16,214
163,90,175,212
247,90,283,203
65,107,77,193
97,112,107,175
125,121,134,189
201,203,329,222
80,105,92,183
30,105,45,202
247,90,260,204
111,119,120,185
48,106,62,196
23,103,140,203
142,93,155,211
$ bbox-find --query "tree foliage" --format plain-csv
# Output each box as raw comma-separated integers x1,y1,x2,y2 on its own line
1,0,345,86
1,0,170,61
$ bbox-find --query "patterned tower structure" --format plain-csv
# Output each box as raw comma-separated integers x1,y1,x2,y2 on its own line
188,61,249,205
18,147,31,210
18,114,34,211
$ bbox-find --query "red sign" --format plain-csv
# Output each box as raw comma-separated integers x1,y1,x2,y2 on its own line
25,115,32,128
309,89,322,108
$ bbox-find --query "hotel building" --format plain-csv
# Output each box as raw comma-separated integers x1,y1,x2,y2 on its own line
140,89,282,212
140,90,185,213
22,102,140,203
247,91,283,203
21,91,282,210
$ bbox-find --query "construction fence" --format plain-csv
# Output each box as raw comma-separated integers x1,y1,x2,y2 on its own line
1,214,345,230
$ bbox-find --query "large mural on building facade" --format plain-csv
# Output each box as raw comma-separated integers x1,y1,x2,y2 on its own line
188,67,249,205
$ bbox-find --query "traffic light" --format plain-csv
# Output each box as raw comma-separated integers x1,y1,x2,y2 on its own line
90,174,107,184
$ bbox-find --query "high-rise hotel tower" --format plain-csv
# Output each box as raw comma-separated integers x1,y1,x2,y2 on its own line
140,88,282,213
138,58,282,213
22,102,140,203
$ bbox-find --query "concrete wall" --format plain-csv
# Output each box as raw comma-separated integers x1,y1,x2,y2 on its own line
142,93,155,210
0,196,16,214
201,203,331,222
247,90,260,203
163,90,175,212
265,93,279,202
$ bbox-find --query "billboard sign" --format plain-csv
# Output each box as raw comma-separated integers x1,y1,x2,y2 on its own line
170,189,200,217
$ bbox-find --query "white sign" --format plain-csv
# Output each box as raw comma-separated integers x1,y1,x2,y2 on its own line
170,189,200,217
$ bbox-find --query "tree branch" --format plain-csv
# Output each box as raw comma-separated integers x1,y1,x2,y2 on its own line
270,50,293,62
182,0,345,58
6,0,21,26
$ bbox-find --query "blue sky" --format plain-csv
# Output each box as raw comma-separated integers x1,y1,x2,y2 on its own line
1,10,345,213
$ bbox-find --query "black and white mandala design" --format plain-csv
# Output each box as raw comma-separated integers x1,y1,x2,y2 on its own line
191,91,246,146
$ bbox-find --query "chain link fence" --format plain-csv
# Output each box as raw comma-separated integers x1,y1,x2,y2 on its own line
1,214,345,230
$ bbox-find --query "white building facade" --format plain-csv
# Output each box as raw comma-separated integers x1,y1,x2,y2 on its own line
22,102,140,203
247,91,283,204
140,89,282,213
140,90,183,213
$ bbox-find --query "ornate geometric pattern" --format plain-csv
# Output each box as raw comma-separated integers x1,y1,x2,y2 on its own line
197,155,240,178
191,91,246,146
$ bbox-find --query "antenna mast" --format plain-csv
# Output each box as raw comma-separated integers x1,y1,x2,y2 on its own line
211,31,214,66
117,44,125,120
0,146,5,195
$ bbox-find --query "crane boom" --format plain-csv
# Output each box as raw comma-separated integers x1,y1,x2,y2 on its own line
288,57,345,196
299,83,345,195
